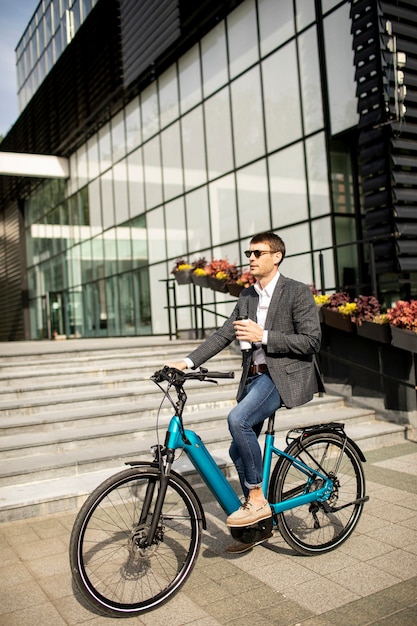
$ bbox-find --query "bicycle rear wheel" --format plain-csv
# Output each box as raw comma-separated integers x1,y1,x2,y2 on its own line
69,465,203,617
269,432,366,555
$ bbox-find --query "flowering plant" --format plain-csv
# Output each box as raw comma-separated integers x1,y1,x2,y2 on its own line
386,300,417,333
205,258,236,278
324,292,351,311
193,267,208,277
314,294,330,307
191,257,208,275
171,258,192,275
236,270,256,288
351,295,381,325
338,302,357,317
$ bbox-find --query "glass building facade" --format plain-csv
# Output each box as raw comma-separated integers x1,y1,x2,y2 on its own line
23,0,362,340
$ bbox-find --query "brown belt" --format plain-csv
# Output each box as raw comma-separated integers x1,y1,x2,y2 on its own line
248,363,268,375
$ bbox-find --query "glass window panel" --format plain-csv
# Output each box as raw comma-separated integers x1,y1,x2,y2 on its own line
262,42,302,152
295,0,316,31
117,224,132,273
113,159,129,224
269,143,308,228
231,67,264,168
88,178,102,231
311,216,335,291
185,187,211,252
236,160,270,239
111,110,126,163
209,174,238,247
92,235,105,280
133,268,152,333
98,123,112,173
131,215,148,269
330,145,355,215
147,207,166,264
201,21,228,98
322,0,341,14
159,65,179,128
77,144,88,189
335,216,358,288
119,273,135,335
306,133,331,218
80,239,93,282
324,5,358,135
149,264,169,334
105,276,118,335
127,148,145,218
179,44,202,113
298,27,323,134
204,87,234,179
161,122,183,201
182,106,207,191
278,223,313,284
87,135,100,180
141,82,159,141
101,170,115,230
103,228,118,276
258,0,294,57
227,0,258,79
165,197,187,260
143,136,163,209
125,96,141,153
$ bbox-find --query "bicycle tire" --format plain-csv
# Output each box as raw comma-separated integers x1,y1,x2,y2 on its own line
69,464,203,617
269,432,366,556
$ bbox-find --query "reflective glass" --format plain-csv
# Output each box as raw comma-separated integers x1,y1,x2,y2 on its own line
113,159,129,224
92,235,105,280
105,276,118,335
258,0,294,57
159,65,179,128
103,228,118,276
133,268,152,333
209,174,238,247
117,224,132,273
87,135,100,180
143,137,163,209
119,273,135,335
141,82,159,141
181,106,207,191
88,179,102,229
324,5,358,135
231,67,264,168
262,42,302,152
161,122,183,201
295,0,316,31
269,143,308,227
80,240,93,282
165,197,187,260
77,144,88,189
298,27,323,134
179,44,202,113
204,88,234,179
306,133,331,218
335,215,358,288
227,0,258,79
127,148,145,218
311,216,335,290
101,170,115,230
236,160,270,239
278,223,313,284
98,123,112,173
185,187,211,251
125,96,141,153
201,22,228,98
111,110,126,163
147,207,166,264
131,215,147,269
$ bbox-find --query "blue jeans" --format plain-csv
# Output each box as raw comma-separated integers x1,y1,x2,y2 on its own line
228,373,282,496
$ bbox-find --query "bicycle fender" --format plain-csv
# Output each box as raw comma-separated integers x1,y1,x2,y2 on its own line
126,460,207,529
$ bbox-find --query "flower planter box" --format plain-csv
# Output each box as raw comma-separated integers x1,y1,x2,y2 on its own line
207,276,228,293
323,308,356,333
228,283,244,297
390,326,417,353
357,320,391,343
174,269,193,285
191,273,209,288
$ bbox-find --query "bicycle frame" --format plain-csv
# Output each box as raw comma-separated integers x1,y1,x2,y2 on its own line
165,414,334,517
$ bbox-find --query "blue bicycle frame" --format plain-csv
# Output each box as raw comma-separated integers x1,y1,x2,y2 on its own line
165,414,334,517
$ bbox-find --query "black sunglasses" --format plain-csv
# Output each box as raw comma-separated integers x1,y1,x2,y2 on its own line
244,250,275,259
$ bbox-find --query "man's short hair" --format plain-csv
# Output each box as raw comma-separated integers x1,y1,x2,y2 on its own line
250,232,286,264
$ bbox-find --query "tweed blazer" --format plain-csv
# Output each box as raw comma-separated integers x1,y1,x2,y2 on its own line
186,274,323,408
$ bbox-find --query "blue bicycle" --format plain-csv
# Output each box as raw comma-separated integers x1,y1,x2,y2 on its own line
70,367,369,617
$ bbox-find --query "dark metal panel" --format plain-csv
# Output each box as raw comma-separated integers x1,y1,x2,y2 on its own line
0,202,25,341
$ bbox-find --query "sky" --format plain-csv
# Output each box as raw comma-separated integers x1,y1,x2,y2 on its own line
0,0,39,138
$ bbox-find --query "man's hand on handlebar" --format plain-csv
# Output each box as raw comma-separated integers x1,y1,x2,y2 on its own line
163,360,188,371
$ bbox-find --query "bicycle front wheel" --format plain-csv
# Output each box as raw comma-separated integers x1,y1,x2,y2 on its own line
69,465,203,617
269,432,366,556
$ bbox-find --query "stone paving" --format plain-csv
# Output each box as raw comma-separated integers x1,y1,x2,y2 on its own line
1,442,417,625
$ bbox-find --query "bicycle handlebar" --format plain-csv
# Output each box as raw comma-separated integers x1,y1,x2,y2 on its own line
151,366,235,385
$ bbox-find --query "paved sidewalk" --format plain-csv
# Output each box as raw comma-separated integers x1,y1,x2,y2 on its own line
1,441,417,625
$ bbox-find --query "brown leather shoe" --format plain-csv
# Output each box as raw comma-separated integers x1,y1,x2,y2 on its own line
226,500,272,527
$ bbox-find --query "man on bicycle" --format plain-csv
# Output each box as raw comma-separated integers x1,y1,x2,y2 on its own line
167,231,323,528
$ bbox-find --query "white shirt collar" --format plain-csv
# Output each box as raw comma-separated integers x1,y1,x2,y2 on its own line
254,270,280,298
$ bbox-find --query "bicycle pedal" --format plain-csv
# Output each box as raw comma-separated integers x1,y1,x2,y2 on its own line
225,531,274,554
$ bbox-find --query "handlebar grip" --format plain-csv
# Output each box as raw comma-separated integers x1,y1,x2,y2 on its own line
203,371,235,379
